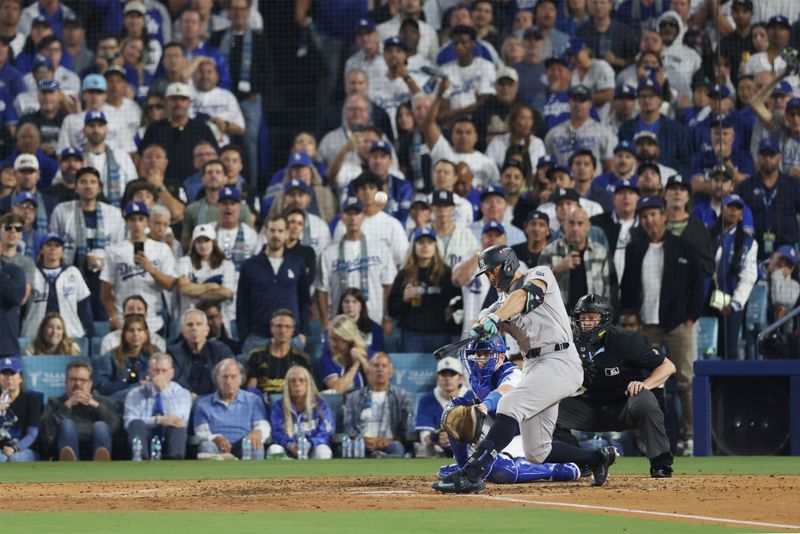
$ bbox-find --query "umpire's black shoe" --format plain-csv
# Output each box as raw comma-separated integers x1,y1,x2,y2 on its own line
650,466,673,478
590,446,617,487
431,470,485,494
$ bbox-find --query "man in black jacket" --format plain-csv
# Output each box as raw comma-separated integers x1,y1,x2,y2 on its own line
555,295,676,477
590,179,641,286
663,175,715,279
168,309,234,398
0,255,25,357
620,196,704,455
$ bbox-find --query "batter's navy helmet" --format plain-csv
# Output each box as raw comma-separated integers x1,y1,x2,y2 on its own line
476,245,518,290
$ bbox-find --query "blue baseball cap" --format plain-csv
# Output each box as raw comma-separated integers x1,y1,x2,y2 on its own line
480,185,507,201
342,196,364,213
615,84,637,99
32,16,51,27
708,84,731,99
787,98,800,112
614,140,636,155
124,201,149,218
525,210,550,225
287,151,312,168
412,227,437,242
567,84,592,101
613,179,640,195
218,186,242,202
82,74,107,92
84,110,107,124
772,80,792,96
710,113,734,128
567,37,588,57
383,36,407,51
545,54,570,69
42,232,65,245
768,15,791,29
356,18,376,33
546,164,572,181
369,140,392,154
33,54,53,70
537,154,557,168
758,137,780,155
638,77,663,97
14,191,37,206
284,179,311,194
481,221,506,235
636,195,666,213
722,194,745,208
777,245,799,266
666,174,691,192
0,356,21,373
37,78,59,92
552,187,580,203
60,147,83,160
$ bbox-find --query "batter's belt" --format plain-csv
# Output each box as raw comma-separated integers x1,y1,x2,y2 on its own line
525,342,570,359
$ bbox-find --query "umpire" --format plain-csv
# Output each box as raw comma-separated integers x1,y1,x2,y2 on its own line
555,294,676,478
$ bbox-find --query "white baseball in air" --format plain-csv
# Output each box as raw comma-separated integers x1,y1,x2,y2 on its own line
374,191,389,205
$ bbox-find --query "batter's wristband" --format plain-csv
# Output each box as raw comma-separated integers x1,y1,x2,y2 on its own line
483,391,502,413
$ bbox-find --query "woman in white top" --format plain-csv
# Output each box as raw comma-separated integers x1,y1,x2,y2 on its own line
21,233,92,340
486,104,546,170
175,224,236,333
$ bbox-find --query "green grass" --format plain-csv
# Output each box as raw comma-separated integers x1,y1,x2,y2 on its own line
1,456,799,484
0,509,764,533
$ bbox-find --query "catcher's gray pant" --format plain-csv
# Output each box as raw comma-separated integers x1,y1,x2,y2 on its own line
555,389,671,459
496,347,583,464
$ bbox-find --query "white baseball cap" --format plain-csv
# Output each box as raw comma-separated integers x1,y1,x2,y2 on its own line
165,82,192,99
495,66,519,83
437,356,463,375
14,153,39,171
191,224,217,242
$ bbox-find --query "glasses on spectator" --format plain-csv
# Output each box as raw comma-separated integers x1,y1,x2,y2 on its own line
3,224,23,232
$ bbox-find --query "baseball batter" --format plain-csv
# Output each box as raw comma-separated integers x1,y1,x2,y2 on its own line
433,244,617,493
437,335,580,484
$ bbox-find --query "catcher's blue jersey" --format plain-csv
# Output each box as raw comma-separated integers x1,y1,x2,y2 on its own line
464,361,521,416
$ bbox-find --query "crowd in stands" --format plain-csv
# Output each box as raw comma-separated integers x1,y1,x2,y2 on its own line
2,0,800,462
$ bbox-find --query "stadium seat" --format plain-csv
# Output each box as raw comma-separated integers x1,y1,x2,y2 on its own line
390,353,437,394
745,281,768,331
76,337,90,356
93,321,110,337
696,317,719,360
18,337,30,351
91,337,103,358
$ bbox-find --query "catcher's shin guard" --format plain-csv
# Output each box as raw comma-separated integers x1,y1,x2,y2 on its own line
449,435,470,467
462,439,498,481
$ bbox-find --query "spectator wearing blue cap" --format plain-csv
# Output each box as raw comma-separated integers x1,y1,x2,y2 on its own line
344,18,388,91
743,15,792,77
689,114,754,196
369,36,420,139
362,139,414,226
618,77,692,174
388,227,459,352
21,231,93,340
604,84,638,135
468,185,526,246
620,195,704,454
12,55,53,116
270,179,331,258
691,85,751,159
0,355,42,462
576,0,638,72
544,83,617,170
691,165,755,234
677,71,712,130
182,161,253,250
709,194,758,359
17,78,67,158
18,2,76,42
267,150,337,224
541,205,614,310
538,166,604,234
433,4,503,67
316,195,397,334
736,136,800,260
23,35,80,98
100,201,177,334
44,147,82,203
541,53,576,129
594,140,638,193
567,38,615,118
10,191,46,260
439,26,498,123
81,109,138,208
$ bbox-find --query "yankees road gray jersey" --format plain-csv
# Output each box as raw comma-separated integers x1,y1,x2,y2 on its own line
480,265,574,354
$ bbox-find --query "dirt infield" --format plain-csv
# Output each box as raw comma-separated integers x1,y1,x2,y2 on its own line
5,474,800,528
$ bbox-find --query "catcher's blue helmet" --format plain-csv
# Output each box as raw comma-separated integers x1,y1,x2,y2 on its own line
459,335,508,392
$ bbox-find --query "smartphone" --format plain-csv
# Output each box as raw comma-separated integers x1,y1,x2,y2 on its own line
134,242,144,255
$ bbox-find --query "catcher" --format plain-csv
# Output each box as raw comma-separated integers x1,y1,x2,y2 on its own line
438,335,580,484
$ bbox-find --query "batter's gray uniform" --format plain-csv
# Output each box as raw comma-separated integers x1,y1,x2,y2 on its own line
478,265,583,463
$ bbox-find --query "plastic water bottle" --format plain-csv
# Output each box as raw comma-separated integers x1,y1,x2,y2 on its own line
252,442,264,460
354,434,365,458
242,438,252,460
297,434,309,460
150,435,162,461
131,437,143,461
342,435,352,458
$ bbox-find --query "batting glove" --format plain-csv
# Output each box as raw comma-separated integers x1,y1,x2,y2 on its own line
471,313,500,339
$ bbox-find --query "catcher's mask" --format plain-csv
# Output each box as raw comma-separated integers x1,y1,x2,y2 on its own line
475,245,519,291
571,294,613,346
460,335,508,390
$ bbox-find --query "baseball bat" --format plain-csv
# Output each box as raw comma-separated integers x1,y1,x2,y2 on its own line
433,335,478,360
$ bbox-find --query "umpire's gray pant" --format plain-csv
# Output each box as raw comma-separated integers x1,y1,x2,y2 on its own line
555,389,670,459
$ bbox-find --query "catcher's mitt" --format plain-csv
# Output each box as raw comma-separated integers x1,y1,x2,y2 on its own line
441,403,486,444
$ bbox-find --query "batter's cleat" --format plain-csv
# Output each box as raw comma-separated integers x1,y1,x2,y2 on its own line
650,466,673,478
438,463,460,480
432,470,485,494
590,446,617,486
551,462,581,482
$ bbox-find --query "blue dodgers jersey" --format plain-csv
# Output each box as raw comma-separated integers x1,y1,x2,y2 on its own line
468,361,520,416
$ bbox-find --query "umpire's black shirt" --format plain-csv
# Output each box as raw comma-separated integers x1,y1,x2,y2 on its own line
577,326,664,405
